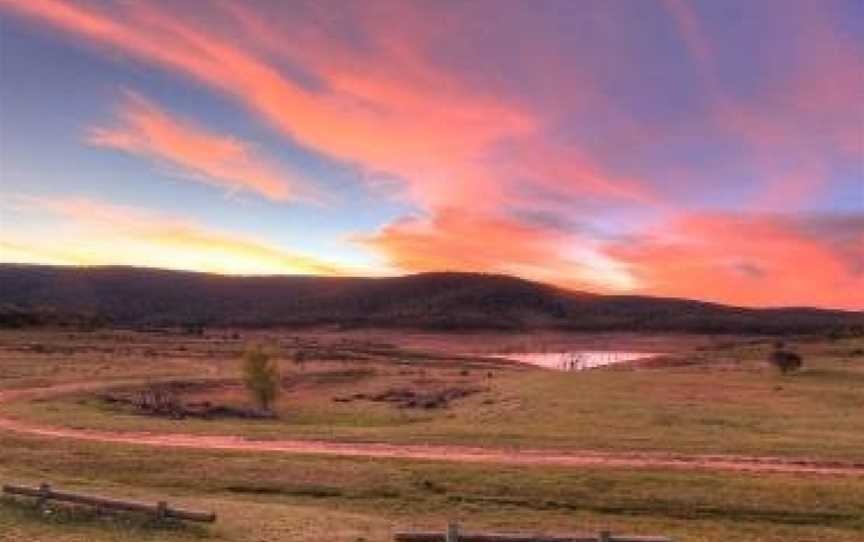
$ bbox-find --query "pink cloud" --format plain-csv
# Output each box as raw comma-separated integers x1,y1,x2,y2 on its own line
608,213,864,309
0,0,654,212
359,209,637,292
88,91,315,202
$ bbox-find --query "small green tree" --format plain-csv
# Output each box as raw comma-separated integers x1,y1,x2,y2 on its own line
242,344,281,412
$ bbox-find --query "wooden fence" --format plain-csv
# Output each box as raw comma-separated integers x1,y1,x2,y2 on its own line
395,522,673,542
2,483,216,523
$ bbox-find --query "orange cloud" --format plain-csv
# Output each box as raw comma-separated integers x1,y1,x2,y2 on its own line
359,209,637,292
2,196,350,276
87,91,313,202
0,0,652,211
608,213,864,309
219,1,660,208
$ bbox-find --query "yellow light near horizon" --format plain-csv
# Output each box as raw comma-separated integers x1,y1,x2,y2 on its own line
0,234,346,277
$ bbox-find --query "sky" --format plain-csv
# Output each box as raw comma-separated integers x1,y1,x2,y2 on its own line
0,0,861,309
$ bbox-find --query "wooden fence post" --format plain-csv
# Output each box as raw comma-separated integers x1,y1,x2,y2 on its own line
446,521,460,542
36,483,50,510
155,501,168,521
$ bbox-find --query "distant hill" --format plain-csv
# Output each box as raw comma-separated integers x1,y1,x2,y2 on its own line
0,264,861,334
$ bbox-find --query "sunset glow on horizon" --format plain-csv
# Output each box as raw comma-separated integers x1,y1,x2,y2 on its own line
0,0,862,309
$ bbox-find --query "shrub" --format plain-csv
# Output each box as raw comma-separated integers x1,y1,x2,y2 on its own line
769,347,803,374
242,344,281,412
185,323,205,336
292,349,307,371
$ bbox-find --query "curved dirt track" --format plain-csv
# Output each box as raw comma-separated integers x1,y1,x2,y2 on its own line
2,382,863,477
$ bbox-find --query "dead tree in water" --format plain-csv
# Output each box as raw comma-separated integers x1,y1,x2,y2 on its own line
561,352,583,371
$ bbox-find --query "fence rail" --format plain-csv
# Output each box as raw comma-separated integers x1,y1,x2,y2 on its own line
395,522,672,542
2,483,216,523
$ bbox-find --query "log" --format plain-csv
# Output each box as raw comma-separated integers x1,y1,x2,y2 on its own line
2,484,216,523
394,532,672,542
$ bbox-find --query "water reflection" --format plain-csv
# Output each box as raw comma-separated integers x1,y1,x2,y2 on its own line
491,351,658,371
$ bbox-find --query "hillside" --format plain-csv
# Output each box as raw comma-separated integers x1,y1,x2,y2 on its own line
0,264,860,333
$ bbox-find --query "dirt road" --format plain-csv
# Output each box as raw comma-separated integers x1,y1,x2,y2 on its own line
2,382,862,477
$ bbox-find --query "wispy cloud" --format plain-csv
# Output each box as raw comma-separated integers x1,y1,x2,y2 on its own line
661,0,864,208
0,0,653,211
87,91,316,202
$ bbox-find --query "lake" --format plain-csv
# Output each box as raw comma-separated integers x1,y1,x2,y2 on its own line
489,351,659,371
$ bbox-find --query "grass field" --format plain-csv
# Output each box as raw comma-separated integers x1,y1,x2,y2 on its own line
1,328,863,541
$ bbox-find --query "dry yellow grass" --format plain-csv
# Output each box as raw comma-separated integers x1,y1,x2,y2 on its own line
1,328,863,541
